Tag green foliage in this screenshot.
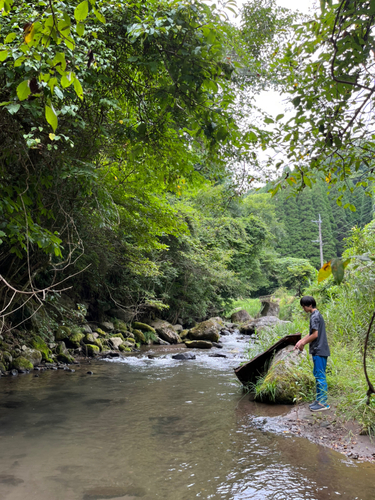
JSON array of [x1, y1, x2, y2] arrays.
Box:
[[272, 257, 316, 295], [226, 298, 261, 319], [260, 1, 375, 195]]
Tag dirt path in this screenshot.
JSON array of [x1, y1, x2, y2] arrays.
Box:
[[280, 403, 375, 462]]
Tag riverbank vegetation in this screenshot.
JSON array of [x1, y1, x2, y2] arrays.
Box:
[[248, 221, 375, 434]]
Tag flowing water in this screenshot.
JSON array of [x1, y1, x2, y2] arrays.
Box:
[[0, 331, 374, 500]]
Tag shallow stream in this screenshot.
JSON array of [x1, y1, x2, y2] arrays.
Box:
[[0, 331, 374, 499]]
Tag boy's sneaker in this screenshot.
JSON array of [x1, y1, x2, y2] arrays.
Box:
[[308, 400, 318, 408], [310, 402, 330, 412]]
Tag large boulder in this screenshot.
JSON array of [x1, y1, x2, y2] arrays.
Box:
[[255, 345, 312, 403], [99, 321, 114, 332], [185, 340, 212, 349], [188, 317, 223, 342], [149, 320, 181, 344], [55, 326, 71, 341], [66, 331, 85, 348], [12, 356, 33, 373], [260, 299, 280, 317], [109, 337, 123, 349], [22, 348, 42, 367], [240, 316, 289, 335], [132, 322, 156, 334], [230, 309, 252, 324], [31, 336, 53, 362]]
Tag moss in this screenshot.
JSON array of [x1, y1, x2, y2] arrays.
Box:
[[86, 344, 100, 356], [111, 333, 125, 341], [31, 336, 53, 363], [95, 328, 107, 337], [119, 344, 133, 352], [132, 322, 156, 334], [0, 361, 6, 372], [55, 326, 72, 341], [12, 356, 33, 372], [125, 337, 135, 344], [132, 329, 146, 343], [66, 331, 84, 348], [113, 320, 128, 332], [179, 330, 189, 340], [56, 353, 74, 364], [83, 334, 102, 350]]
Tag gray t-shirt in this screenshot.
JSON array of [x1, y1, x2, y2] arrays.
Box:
[[309, 309, 330, 357]]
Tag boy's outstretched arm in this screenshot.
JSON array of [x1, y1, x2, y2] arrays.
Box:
[[294, 330, 318, 351]]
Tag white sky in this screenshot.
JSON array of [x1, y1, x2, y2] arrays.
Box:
[[239, 0, 318, 116]]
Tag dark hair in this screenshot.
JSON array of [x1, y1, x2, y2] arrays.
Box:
[[300, 295, 316, 308]]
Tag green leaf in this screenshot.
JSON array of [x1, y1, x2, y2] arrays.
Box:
[[52, 52, 67, 70], [292, 96, 301, 107], [6, 103, 20, 114], [93, 7, 106, 23], [74, 1, 89, 22], [45, 104, 58, 132], [0, 50, 9, 62], [73, 78, 84, 100], [330, 258, 345, 284], [16, 80, 31, 101], [4, 32, 16, 43], [61, 72, 74, 88], [276, 114, 284, 121], [76, 22, 85, 36]]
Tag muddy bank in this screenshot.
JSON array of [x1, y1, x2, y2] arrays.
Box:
[[244, 400, 375, 463]]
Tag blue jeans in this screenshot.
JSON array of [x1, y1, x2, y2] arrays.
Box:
[[313, 355, 328, 404]]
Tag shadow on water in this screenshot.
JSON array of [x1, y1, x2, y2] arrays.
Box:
[[0, 332, 374, 500]]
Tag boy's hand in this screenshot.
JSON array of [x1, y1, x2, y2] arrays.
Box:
[[294, 340, 304, 351]]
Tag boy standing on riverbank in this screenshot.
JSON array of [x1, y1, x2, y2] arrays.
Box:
[[294, 295, 330, 412]]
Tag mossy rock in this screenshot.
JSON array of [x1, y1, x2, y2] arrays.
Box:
[[55, 326, 72, 341], [66, 331, 84, 348], [86, 344, 100, 356], [56, 342, 68, 355], [0, 361, 6, 372], [188, 318, 222, 342], [119, 344, 133, 352], [119, 345, 132, 352], [132, 329, 146, 344], [31, 336, 53, 363], [111, 333, 125, 342], [95, 328, 107, 337], [125, 337, 135, 344], [179, 330, 189, 340], [12, 356, 33, 373], [2, 351, 12, 368], [22, 349, 42, 367], [132, 322, 156, 334], [83, 334, 102, 349], [56, 353, 74, 364], [255, 345, 313, 403], [113, 320, 128, 332]]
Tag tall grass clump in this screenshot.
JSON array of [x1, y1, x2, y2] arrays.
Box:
[[227, 298, 262, 319]]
